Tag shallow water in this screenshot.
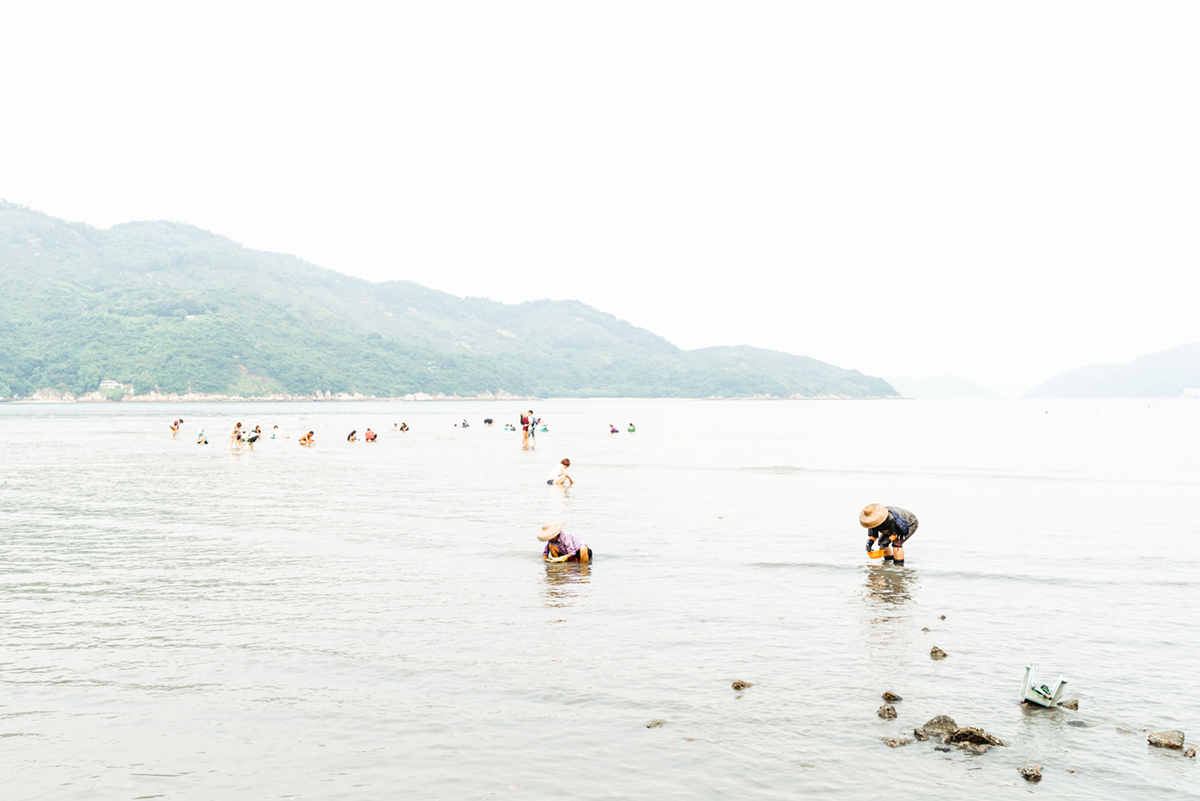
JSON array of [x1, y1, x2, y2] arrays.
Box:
[[1, 398, 1197, 799]]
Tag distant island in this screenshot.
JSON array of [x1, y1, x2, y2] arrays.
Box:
[[0, 201, 898, 401], [1024, 343, 1200, 398], [884, 375, 1003, 399]]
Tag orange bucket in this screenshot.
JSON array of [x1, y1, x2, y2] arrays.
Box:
[[868, 549, 886, 559]]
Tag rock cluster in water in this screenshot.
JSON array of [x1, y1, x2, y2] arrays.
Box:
[[878, 704, 897, 719], [1018, 765, 1042, 783], [930, 646, 948, 660], [1058, 698, 1080, 710], [910, 716, 1005, 754], [646, 719, 666, 729], [731, 680, 753, 691], [883, 736, 910, 748]]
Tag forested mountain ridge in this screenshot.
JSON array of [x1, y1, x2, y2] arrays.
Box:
[[1023, 343, 1200, 398], [0, 201, 898, 400]]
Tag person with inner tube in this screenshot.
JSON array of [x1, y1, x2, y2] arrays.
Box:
[[538, 521, 591, 563], [860, 504, 918, 566]]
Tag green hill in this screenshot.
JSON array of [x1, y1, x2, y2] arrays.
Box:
[[1023, 344, 1200, 398], [0, 201, 898, 400]]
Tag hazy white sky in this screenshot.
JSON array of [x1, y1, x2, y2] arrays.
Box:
[[3, 2, 1197, 396]]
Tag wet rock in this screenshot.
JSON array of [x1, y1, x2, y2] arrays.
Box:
[[731, 680, 754, 691], [914, 715, 958, 742], [883, 736, 910, 748], [882, 691, 903, 702], [1058, 698, 1079, 710], [1148, 730, 1185, 749], [1066, 720, 1090, 728], [933, 745, 951, 752], [945, 726, 1005, 748], [1184, 745, 1196, 758], [1117, 727, 1136, 734], [1018, 765, 1043, 783], [646, 719, 666, 729], [878, 704, 898, 719], [921, 627, 930, 632], [930, 646, 948, 660], [939, 615, 946, 620]]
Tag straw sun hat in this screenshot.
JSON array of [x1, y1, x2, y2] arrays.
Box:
[[859, 504, 888, 528], [537, 521, 564, 541]]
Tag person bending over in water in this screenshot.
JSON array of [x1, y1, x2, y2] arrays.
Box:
[[272, 425, 279, 439], [245, 425, 262, 451], [196, 429, 208, 445], [609, 424, 619, 433], [538, 521, 591, 562], [400, 422, 409, 432], [392, 423, 398, 431], [484, 418, 493, 427], [170, 418, 184, 438], [299, 431, 315, 447], [547, 458, 574, 485], [860, 504, 919, 566], [364, 428, 376, 442], [461, 419, 469, 428], [347, 430, 357, 443], [628, 423, 636, 433], [231, 422, 243, 450]]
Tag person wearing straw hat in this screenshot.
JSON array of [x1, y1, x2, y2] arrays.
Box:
[[860, 504, 918, 566], [538, 522, 592, 563]]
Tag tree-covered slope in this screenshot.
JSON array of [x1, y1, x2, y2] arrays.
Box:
[[0, 201, 898, 399]]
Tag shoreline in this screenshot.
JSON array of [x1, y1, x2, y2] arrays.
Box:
[[4, 388, 907, 403]]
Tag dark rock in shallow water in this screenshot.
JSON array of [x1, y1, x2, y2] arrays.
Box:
[[1066, 720, 1090, 728], [930, 646, 948, 660], [914, 715, 958, 742], [731, 680, 753, 691], [878, 704, 898, 719], [1184, 745, 1196, 758], [933, 745, 952, 753], [1018, 765, 1043, 782], [646, 719, 666, 729], [882, 691, 903, 702], [921, 627, 930, 632], [1058, 698, 1080, 710], [883, 736, 910, 748], [945, 727, 1005, 748], [1148, 730, 1184, 749], [939, 615, 946, 620]]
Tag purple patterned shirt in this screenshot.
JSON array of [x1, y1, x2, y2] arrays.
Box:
[[543, 529, 586, 558]]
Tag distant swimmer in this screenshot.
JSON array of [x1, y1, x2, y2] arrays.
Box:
[[861, 504, 919, 566], [272, 425, 279, 439], [170, 418, 184, 438], [347, 430, 357, 443], [504, 423, 515, 431], [400, 422, 409, 432], [364, 428, 376, 442], [392, 423, 398, 431], [547, 458, 573, 486], [610, 424, 619, 434], [196, 429, 208, 445], [484, 418, 494, 427], [299, 431, 315, 447], [461, 419, 470, 428], [245, 425, 262, 451], [538, 521, 591, 563], [628, 423, 636, 433]]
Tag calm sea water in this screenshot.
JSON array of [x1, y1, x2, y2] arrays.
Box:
[[2, 399, 1197, 800]]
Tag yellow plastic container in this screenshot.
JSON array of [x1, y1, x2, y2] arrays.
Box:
[[868, 549, 886, 559]]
